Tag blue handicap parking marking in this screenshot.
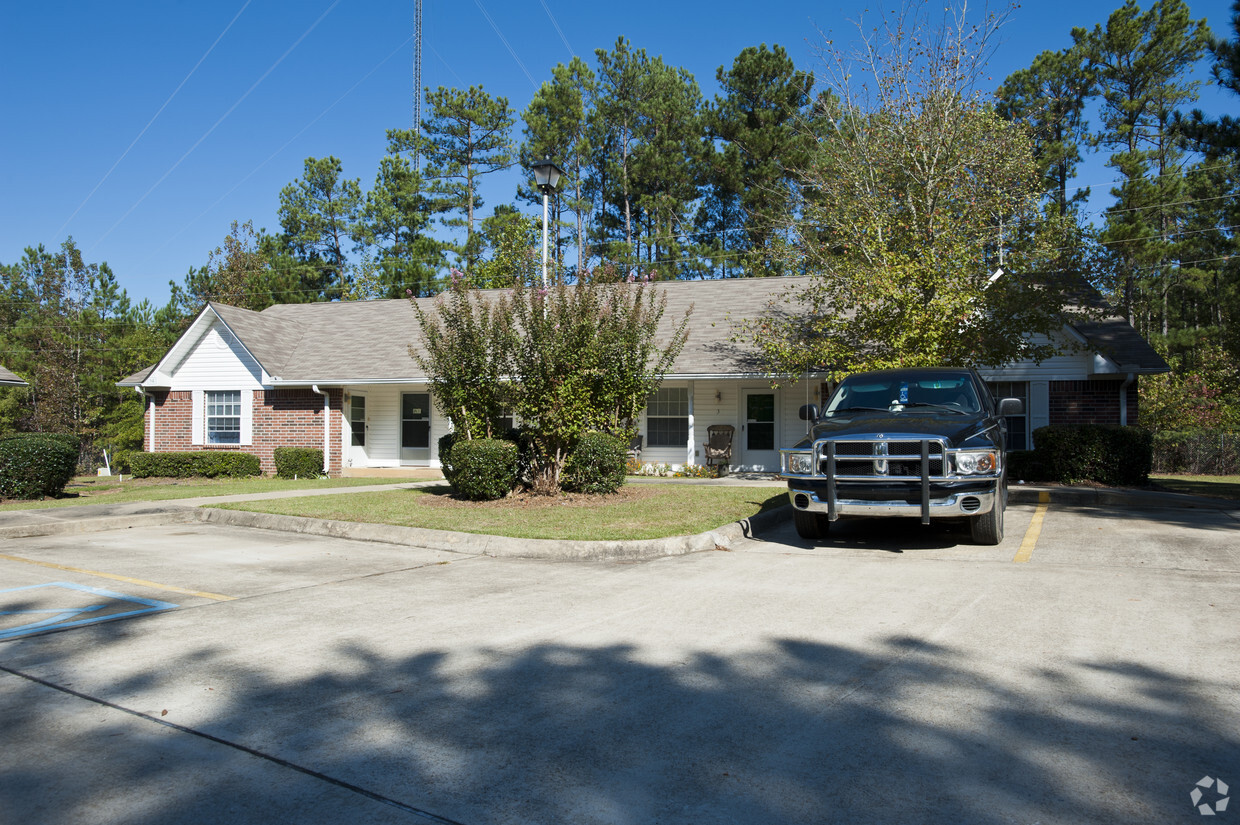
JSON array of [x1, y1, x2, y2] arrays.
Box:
[[0, 582, 178, 641]]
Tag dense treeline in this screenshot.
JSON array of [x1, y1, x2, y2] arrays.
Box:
[[2, 0, 1238, 465]]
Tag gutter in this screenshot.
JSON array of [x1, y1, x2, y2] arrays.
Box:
[[311, 385, 331, 475]]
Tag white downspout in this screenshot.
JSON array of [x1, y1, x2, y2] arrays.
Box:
[[687, 381, 696, 467], [1119, 373, 1135, 426], [311, 385, 331, 475]]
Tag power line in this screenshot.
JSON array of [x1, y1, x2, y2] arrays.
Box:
[[472, 0, 538, 89], [84, 0, 343, 256], [538, 0, 575, 59], [54, 0, 253, 242], [141, 34, 414, 267]]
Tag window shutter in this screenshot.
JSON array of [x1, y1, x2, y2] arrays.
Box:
[[240, 389, 253, 445], [191, 390, 204, 445]]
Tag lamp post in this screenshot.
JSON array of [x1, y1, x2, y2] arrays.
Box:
[[531, 158, 563, 290]]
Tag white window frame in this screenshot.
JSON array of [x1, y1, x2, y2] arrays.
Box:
[[192, 389, 252, 446], [206, 390, 242, 444], [646, 387, 690, 448]]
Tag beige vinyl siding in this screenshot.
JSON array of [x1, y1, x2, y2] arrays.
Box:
[[340, 384, 448, 467]]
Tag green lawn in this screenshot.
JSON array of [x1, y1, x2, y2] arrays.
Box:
[[219, 484, 789, 541], [0, 475, 416, 511], [1151, 474, 1240, 501]]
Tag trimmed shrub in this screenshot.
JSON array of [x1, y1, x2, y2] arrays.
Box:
[[563, 432, 628, 494], [1032, 425, 1153, 486], [448, 438, 518, 501], [438, 432, 461, 488], [110, 449, 135, 475], [0, 433, 80, 500], [1152, 430, 1240, 475], [1006, 449, 1051, 483], [129, 451, 262, 479], [274, 447, 324, 479]]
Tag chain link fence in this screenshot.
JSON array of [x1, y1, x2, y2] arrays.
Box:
[[1152, 431, 1240, 475]]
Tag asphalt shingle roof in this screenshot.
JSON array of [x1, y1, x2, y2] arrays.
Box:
[[119, 276, 1169, 386], [0, 364, 27, 386]]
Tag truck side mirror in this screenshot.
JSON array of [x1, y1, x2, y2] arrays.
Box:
[[997, 398, 1023, 417], [799, 403, 820, 422]]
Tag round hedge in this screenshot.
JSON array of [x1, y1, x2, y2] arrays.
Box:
[[274, 447, 324, 479], [0, 433, 80, 500], [563, 431, 628, 494], [448, 438, 518, 500]]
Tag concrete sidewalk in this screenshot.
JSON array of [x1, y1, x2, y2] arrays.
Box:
[[1, 477, 1235, 560]]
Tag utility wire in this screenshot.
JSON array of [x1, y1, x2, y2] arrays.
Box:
[[54, 0, 253, 242], [143, 33, 414, 266], [85, 0, 343, 255], [538, 0, 575, 59], [472, 0, 538, 89]]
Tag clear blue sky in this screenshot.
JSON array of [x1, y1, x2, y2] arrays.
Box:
[[1, 0, 1234, 306]]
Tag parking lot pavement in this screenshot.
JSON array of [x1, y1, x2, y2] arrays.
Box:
[[1, 502, 1238, 825]]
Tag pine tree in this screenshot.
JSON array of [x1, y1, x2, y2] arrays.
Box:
[[406, 85, 515, 273], [520, 57, 595, 276], [1074, 0, 1212, 332], [276, 156, 363, 301], [701, 44, 813, 277], [997, 45, 1095, 215]]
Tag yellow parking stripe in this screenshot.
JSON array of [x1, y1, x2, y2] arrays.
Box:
[[0, 553, 235, 601], [1013, 491, 1050, 564]]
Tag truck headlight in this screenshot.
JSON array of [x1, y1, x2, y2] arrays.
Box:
[[785, 452, 814, 475], [954, 451, 997, 475]]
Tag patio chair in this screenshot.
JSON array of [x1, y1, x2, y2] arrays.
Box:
[[628, 435, 643, 462], [703, 425, 735, 468]]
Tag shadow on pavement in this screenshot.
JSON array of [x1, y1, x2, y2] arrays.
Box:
[[3, 617, 1236, 825]]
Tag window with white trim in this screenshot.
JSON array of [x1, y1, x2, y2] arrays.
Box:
[[987, 381, 1029, 451], [206, 390, 242, 444], [646, 387, 689, 448]]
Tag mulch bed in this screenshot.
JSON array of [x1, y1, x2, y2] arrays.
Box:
[[416, 485, 657, 510]]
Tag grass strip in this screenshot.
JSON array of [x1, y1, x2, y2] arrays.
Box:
[[1151, 474, 1240, 501], [0, 475, 421, 511], [217, 484, 789, 542]]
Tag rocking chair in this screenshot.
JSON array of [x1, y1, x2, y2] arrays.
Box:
[[703, 425, 735, 468]]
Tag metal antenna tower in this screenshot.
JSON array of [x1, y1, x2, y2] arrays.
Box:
[[413, 0, 423, 165]]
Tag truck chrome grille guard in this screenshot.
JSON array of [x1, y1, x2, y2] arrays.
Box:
[[818, 438, 948, 479]]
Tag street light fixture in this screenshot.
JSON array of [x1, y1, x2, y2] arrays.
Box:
[[531, 158, 564, 289]]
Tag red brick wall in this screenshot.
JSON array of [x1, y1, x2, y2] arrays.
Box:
[[144, 388, 345, 476], [1049, 378, 1140, 426]]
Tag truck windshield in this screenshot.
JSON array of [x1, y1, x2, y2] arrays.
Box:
[[824, 374, 981, 415]]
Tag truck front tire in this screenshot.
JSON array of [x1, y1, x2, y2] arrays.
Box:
[[970, 498, 1004, 545], [794, 509, 830, 541]]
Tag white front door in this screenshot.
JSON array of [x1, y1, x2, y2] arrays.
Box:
[[740, 389, 778, 470], [347, 393, 368, 466]]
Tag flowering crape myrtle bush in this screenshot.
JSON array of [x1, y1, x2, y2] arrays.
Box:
[[412, 268, 689, 494]]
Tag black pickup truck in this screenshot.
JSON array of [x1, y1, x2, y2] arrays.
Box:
[[780, 367, 1023, 545]]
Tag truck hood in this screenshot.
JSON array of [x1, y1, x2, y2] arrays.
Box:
[[810, 412, 996, 447]]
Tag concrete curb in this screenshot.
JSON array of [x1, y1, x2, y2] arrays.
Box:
[[197, 504, 793, 562], [0, 506, 199, 540], [1009, 485, 1240, 510]]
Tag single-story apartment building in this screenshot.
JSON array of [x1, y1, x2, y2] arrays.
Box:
[[0, 365, 28, 387], [117, 276, 1168, 476]]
